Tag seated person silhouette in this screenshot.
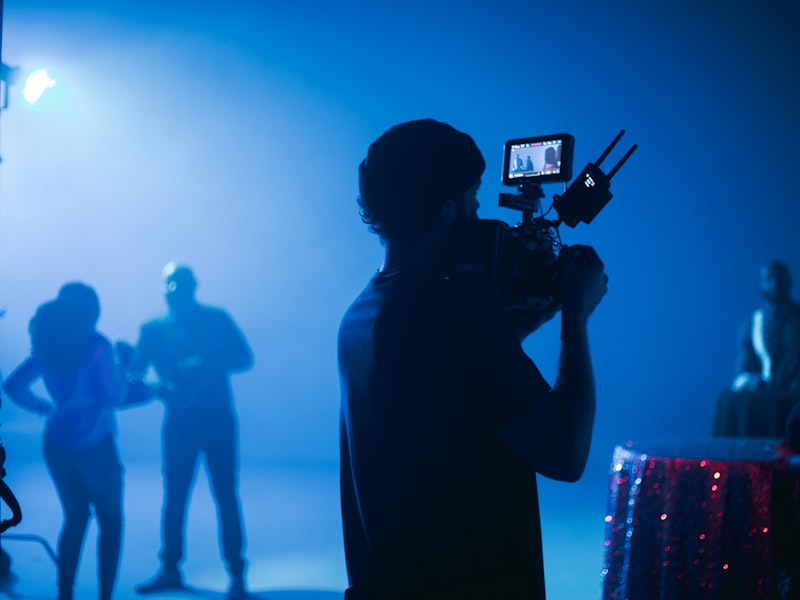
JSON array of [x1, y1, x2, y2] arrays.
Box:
[[714, 260, 800, 437]]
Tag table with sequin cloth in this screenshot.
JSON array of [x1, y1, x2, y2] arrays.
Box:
[[601, 437, 800, 599]]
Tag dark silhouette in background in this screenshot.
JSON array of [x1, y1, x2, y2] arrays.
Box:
[[714, 260, 800, 438], [0, 309, 24, 582], [338, 119, 608, 598], [0, 444, 23, 581], [3, 283, 127, 600], [130, 262, 253, 600]]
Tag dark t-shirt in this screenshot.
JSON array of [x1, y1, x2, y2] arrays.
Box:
[[338, 269, 551, 598]]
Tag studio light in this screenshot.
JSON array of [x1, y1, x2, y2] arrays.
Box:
[[22, 68, 55, 105], [0, 64, 57, 108], [1, 62, 22, 108]]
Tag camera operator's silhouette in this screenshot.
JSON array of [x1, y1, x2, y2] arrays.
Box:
[[3, 283, 127, 600], [714, 260, 800, 437], [338, 118, 608, 598]]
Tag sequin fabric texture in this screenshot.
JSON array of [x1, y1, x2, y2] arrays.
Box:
[[601, 437, 799, 599]]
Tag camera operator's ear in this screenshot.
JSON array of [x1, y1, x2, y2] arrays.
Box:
[[441, 195, 461, 227], [442, 191, 477, 226]]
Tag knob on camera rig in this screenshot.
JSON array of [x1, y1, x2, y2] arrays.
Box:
[[446, 130, 637, 314]]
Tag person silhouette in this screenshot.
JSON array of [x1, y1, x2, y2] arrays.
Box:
[[3, 283, 126, 600], [542, 146, 559, 171], [714, 260, 800, 437], [338, 119, 608, 598], [525, 155, 534, 172], [131, 263, 253, 600]]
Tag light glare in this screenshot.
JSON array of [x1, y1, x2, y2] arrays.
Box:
[[23, 69, 56, 104]]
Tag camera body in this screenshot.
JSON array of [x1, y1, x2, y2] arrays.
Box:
[[446, 212, 562, 313], [446, 131, 636, 314]]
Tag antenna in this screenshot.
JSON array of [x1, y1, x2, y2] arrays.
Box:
[[552, 130, 638, 227]]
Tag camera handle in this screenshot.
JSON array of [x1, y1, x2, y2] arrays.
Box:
[[498, 179, 557, 227]]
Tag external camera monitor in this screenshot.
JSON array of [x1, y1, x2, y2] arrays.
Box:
[[502, 133, 575, 186]]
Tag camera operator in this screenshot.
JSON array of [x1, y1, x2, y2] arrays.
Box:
[[338, 118, 608, 598]]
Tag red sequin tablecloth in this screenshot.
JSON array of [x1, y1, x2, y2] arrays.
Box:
[[601, 438, 800, 600]]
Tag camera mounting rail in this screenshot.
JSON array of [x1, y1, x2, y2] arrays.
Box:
[[498, 179, 557, 229], [499, 178, 545, 212], [552, 129, 638, 228]]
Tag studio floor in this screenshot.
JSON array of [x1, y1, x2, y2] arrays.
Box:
[[0, 446, 613, 600]]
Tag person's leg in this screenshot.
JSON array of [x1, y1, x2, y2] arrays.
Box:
[[137, 418, 199, 593], [82, 437, 123, 600], [204, 416, 246, 597], [44, 443, 91, 600], [161, 418, 200, 571]]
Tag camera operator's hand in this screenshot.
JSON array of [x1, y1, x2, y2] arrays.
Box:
[[556, 244, 608, 325]]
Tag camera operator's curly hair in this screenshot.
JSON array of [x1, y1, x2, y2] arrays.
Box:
[[358, 119, 485, 244]]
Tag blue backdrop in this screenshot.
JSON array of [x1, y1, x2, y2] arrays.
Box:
[[1, 0, 798, 469]]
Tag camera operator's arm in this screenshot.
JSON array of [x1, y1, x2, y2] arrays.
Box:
[[499, 245, 607, 482], [507, 301, 561, 342]]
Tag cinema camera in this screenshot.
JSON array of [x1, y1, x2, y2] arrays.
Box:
[[447, 130, 637, 314]]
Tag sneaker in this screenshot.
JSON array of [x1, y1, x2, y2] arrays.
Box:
[[227, 574, 246, 600], [135, 568, 183, 594]]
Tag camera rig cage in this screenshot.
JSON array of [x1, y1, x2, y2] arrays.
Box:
[[446, 130, 637, 314]]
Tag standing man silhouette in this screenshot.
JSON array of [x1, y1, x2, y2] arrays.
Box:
[[338, 119, 608, 598], [133, 263, 253, 600]]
